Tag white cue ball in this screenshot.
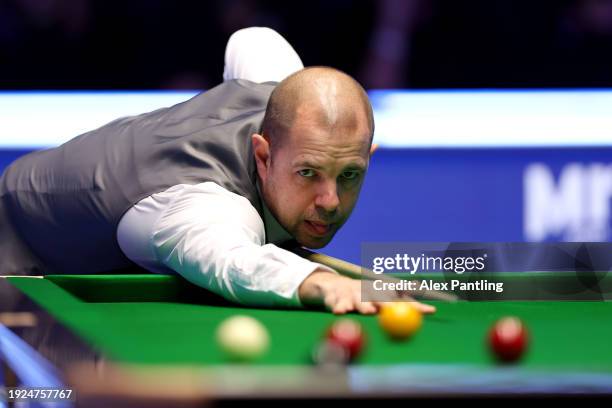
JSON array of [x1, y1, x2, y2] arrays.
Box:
[[216, 315, 270, 361]]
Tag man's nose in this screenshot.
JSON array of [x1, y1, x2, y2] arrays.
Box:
[[314, 180, 340, 213]]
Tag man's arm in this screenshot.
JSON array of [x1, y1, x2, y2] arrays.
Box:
[[118, 182, 356, 308], [118, 182, 436, 314], [149, 183, 333, 307]]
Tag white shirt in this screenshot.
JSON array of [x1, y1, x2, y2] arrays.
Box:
[[116, 182, 335, 308], [116, 27, 333, 308]]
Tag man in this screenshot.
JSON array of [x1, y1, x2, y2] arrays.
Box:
[[0, 27, 434, 315]]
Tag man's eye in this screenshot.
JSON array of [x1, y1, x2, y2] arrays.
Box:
[[298, 169, 315, 177], [341, 171, 360, 180]]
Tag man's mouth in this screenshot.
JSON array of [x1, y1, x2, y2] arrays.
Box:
[[304, 220, 333, 236]]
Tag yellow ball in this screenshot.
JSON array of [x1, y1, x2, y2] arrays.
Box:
[[378, 302, 423, 340]]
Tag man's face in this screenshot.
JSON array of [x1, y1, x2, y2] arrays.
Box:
[[257, 107, 371, 248]]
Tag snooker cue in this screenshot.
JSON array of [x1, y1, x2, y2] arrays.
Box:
[[291, 247, 458, 302]]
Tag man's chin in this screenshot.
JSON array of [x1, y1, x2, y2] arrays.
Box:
[[296, 233, 334, 249], [301, 240, 328, 249]]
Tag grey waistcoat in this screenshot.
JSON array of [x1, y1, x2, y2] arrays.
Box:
[[0, 79, 276, 275]]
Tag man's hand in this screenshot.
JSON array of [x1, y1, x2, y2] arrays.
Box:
[[298, 269, 436, 315]]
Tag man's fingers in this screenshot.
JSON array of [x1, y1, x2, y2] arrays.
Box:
[[331, 297, 353, 315], [390, 293, 438, 315], [318, 277, 435, 316], [323, 293, 337, 309], [411, 301, 436, 314], [355, 301, 378, 315], [353, 287, 378, 315], [373, 300, 436, 315]]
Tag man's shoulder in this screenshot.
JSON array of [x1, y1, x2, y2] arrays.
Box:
[[177, 80, 277, 119], [194, 79, 277, 101], [217, 79, 278, 90]]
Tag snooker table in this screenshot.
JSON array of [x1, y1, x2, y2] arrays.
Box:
[[1, 272, 612, 406]]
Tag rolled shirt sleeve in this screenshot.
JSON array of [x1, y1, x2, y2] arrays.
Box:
[[118, 182, 334, 308]]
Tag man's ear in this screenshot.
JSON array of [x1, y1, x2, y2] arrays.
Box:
[[370, 143, 378, 156], [252, 133, 271, 181]]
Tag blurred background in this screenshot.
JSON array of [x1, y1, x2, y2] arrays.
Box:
[[1, 0, 612, 264], [2, 0, 612, 90]]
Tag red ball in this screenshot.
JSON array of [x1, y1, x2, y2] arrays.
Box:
[[326, 318, 365, 362], [488, 317, 528, 363]]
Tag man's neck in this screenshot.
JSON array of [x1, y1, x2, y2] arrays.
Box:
[[256, 178, 293, 245]]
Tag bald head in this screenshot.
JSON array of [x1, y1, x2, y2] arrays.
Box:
[[262, 67, 374, 153]]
